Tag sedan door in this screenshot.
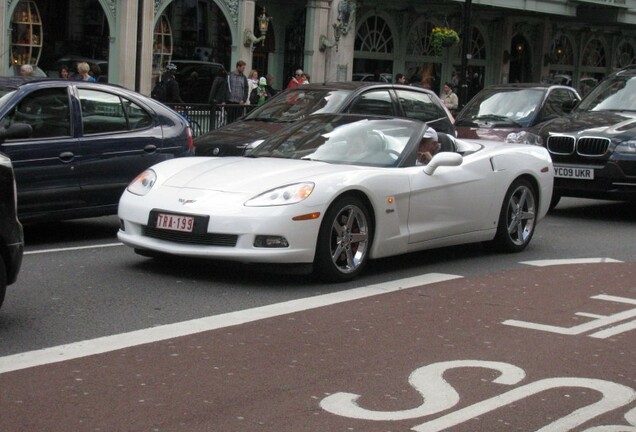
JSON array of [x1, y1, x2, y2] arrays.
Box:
[[76, 87, 164, 208], [407, 157, 496, 244], [0, 85, 80, 218]]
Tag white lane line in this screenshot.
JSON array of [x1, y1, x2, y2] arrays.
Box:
[[24, 243, 123, 255], [520, 258, 623, 267], [0, 272, 462, 375]]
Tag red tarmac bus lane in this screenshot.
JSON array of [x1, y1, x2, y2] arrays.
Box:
[[1, 262, 636, 432]]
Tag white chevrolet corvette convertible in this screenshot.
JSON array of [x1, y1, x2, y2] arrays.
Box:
[[118, 114, 553, 282]]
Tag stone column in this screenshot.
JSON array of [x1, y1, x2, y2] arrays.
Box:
[[138, 0, 155, 96], [115, 0, 138, 90], [305, 0, 332, 82], [1, 2, 8, 76], [237, 0, 257, 71]]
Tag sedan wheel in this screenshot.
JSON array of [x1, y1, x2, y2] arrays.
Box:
[[314, 196, 372, 282], [491, 179, 537, 252]]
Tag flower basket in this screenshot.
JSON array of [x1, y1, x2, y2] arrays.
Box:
[[431, 26, 460, 55]]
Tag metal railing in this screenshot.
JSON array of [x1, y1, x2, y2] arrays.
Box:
[[166, 103, 258, 137]]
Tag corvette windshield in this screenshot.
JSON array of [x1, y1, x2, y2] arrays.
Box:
[[251, 117, 418, 167], [244, 89, 350, 122], [577, 75, 636, 112]]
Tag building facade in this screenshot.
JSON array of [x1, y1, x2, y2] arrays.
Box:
[[2, 0, 636, 100]]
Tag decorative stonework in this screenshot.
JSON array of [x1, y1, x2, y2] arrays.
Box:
[[219, 0, 239, 25]]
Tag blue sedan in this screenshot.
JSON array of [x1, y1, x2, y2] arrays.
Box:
[[0, 77, 193, 222]]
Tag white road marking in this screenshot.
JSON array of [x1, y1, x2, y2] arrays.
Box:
[[0, 273, 461, 374], [24, 243, 124, 255], [520, 258, 623, 266]]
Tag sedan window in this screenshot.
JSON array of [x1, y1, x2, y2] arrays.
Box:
[[347, 90, 395, 116], [395, 90, 447, 123], [3, 87, 71, 139], [79, 89, 152, 134]]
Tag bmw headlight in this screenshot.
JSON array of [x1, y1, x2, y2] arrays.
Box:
[[505, 131, 543, 146], [615, 140, 636, 154], [245, 182, 315, 207], [127, 169, 157, 196]]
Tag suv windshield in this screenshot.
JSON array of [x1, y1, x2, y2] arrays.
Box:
[[576, 74, 636, 112], [244, 89, 350, 122], [456, 88, 545, 127]]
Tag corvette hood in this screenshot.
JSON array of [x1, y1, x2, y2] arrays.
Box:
[[162, 157, 352, 194], [536, 110, 636, 139]]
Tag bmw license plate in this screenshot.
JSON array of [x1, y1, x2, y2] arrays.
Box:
[[554, 166, 594, 180], [156, 213, 195, 232]]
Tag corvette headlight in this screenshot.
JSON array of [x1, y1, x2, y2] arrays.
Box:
[[245, 182, 315, 207], [505, 131, 543, 146], [127, 169, 156, 196], [615, 140, 636, 154]]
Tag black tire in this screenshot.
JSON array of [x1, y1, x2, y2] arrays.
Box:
[[314, 196, 373, 282], [490, 179, 537, 253], [0, 258, 7, 310], [549, 191, 561, 211]]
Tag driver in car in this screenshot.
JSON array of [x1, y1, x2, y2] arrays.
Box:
[[416, 127, 440, 165]]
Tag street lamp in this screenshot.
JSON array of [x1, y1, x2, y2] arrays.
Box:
[[244, 8, 271, 50]]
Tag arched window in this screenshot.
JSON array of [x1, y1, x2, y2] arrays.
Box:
[[355, 15, 394, 53], [470, 27, 486, 60], [406, 20, 436, 57], [582, 38, 607, 68], [616, 40, 636, 68]]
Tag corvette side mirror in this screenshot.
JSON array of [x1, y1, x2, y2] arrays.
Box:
[[423, 152, 463, 175]]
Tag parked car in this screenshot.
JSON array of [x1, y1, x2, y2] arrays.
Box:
[[529, 65, 636, 208], [0, 124, 25, 309], [0, 77, 193, 222], [170, 60, 225, 103], [48, 55, 109, 81], [455, 83, 580, 141], [119, 114, 553, 282], [352, 73, 392, 83], [195, 81, 456, 156]]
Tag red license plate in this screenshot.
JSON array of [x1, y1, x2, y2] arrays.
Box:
[[156, 213, 195, 232]]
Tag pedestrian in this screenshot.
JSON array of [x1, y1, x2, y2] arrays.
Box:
[[227, 60, 248, 104], [247, 69, 259, 95], [441, 82, 459, 113], [76, 62, 96, 82], [151, 63, 183, 103], [287, 69, 305, 89], [208, 67, 229, 105], [19, 64, 34, 77], [265, 74, 279, 96], [250, 77, 272, 105], [58, 65, 70, 79], [395, 73, 407, 85]]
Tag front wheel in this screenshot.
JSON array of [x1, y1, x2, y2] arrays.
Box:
[[490, 179, 537, 252], [314, 196, 373, 282]]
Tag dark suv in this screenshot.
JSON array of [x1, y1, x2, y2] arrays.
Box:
[[0, 124, 25, 309], [455, 83, 580, 141], [530, 66, 636, 208], [195, 81, 455, 156]]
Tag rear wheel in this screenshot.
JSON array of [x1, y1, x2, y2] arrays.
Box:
[[314, 196, 372, 282], [491, 179, 537, 252]]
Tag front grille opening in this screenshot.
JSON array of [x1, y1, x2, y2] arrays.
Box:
[[142, 226, 238, 246]]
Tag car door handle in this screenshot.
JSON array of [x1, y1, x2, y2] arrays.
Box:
[[144, 144, 158, 153], [59, 152, 75, 163]]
